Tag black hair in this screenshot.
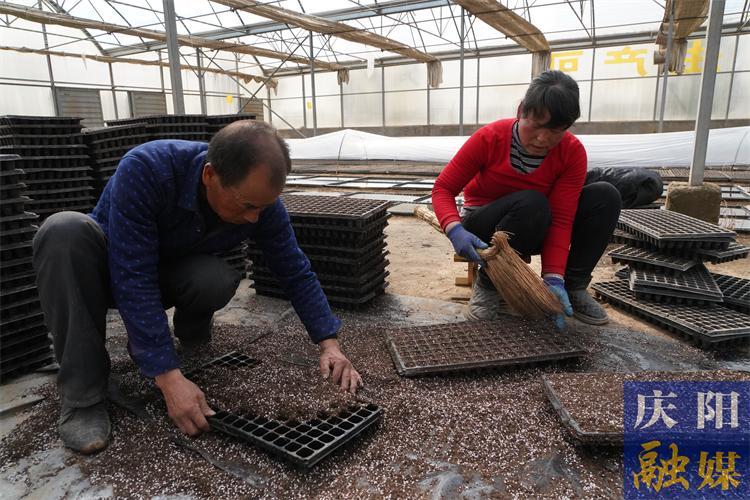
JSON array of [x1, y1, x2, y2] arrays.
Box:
[[520, 70, 580, 129], [207, 120, 291, 189]]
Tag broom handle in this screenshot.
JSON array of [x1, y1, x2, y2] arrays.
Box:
[[413, 205, 444, 234]]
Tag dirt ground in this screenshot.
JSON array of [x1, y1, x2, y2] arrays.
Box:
[[384, 214, 750, 337]]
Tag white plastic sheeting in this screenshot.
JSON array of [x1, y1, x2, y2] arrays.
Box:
[[287, 126, 750, 168]]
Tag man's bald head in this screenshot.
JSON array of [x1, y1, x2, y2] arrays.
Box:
[[206, 120, 291, 189]]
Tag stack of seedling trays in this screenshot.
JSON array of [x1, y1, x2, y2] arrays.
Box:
[[215, 242, 248, 278], [595, 208, 750, 346], [1, 116, 94, 221], [84, 124, 148, 194], [205, 114, 257, 141], [387, 318, 586, 376], [106, 114, 207, 142], [188, 352, 383, 469], [0, 154, 54, 381], [247, 194, 391, 309]]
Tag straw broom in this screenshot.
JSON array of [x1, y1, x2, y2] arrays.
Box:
[[414, 206, 562, 319]]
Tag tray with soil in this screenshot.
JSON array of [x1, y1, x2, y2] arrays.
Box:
[[194, 350, 382, 468], [543, 371, 750, 446], [387, 317, 586, 376], [209, 403, 382, 469]]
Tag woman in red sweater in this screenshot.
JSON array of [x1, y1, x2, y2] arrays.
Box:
[[432, 70, 621, 328]]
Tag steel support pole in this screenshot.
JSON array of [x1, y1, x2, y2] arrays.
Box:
[[309, 33, 317, 136], [689, 0, 725, 187], [657, 3, 674, 133], [724, 35, 740, 124], [162, 0, 185, 114], [476, 55, 481, 125], [301, 71, 307, 130], [158, 50, 167, 101], [339, 81, 345, 129], [40, 22, 59, 116], [459, 7, 465, 135], [196, 49, 207, 115], [381, 66, 386, 134], [235, 54, 241, 112], [108, 62, 119, 119]]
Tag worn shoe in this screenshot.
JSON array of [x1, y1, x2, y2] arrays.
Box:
[[465, 273, 506, 321], [568, 289, 609, 325], [58, 401, 111, 454]]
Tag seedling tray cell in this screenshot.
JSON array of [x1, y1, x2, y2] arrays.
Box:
[[209, 403, 382, 469], [628, 265, 723, 302], [541, 375, 621, 446], [592, 280, 750, 344], [711, 273, 750, 314], [608, 244, 698, 272], [386, 318, 585, 377], [617, 209, 736, 249]]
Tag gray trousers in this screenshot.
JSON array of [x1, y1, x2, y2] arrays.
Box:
[[32, 211, 242, 408]]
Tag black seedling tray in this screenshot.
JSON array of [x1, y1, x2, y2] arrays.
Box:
[[0, 297, 42, 322], [8, 156, 90, 170], [23, 177, 94, 189], [386, 318, 586, 377], [0, 196, 30, 216], [0, 260, 34, 281], [0, 226, 36, 246], [31, 204, 94, 218], [252, 259, 389, 286], [0, 124, 82, 136], [282, 194, 390, 228], [1, 311, 46, 337], [204, 114, 256, 125], [209, 403, 382, 469], [252, 282, 388, 309], [0, 134, 84, 146], [0, 144, 88, 157], [1, 115, 81, 126], [0, 167, 24, 180], [617, 209, 735, 250], [721, 186, 750, 200], [0, 325, 50, 355], [628, 265, 723, 302], [291, 221, 389, 246], [712, 273, 750, 314], [698, 242, 750, 264], [542, 375, 622, 446], [609, 244, 698, 272], [26, 186, 94, 198], [0, 345, 54, 381], [22, 167, 94, 180], [592, 281, 750, 345], [0, 182, 26, 199], [252, 270, 388, 296], [0, 211, 38, 231], [183, 351, 259, 380], [248, 241, 387, 268]]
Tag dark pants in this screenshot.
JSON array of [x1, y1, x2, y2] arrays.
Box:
[[462, 182, 621, 291], [32, 211, 242, 408]]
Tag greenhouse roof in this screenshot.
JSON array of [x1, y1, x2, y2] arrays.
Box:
[[1, 0, 748, 75]]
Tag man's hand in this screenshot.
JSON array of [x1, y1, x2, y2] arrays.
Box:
[[155, 369, 215, 436], [543, 275, 573, 330], [318, 339, 362, 394]]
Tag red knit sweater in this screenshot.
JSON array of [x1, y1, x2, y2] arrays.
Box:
[[432, 118, 587, 276]]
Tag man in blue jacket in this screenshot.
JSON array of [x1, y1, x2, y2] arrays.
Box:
[[33, 120, 361, 454]]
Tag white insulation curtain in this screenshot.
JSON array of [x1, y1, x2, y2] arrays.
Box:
[[287, 127, 750, 169]]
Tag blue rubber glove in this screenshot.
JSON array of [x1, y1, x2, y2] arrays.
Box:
[[543, 275, 574, 330], [446, 224, 488, 263]]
